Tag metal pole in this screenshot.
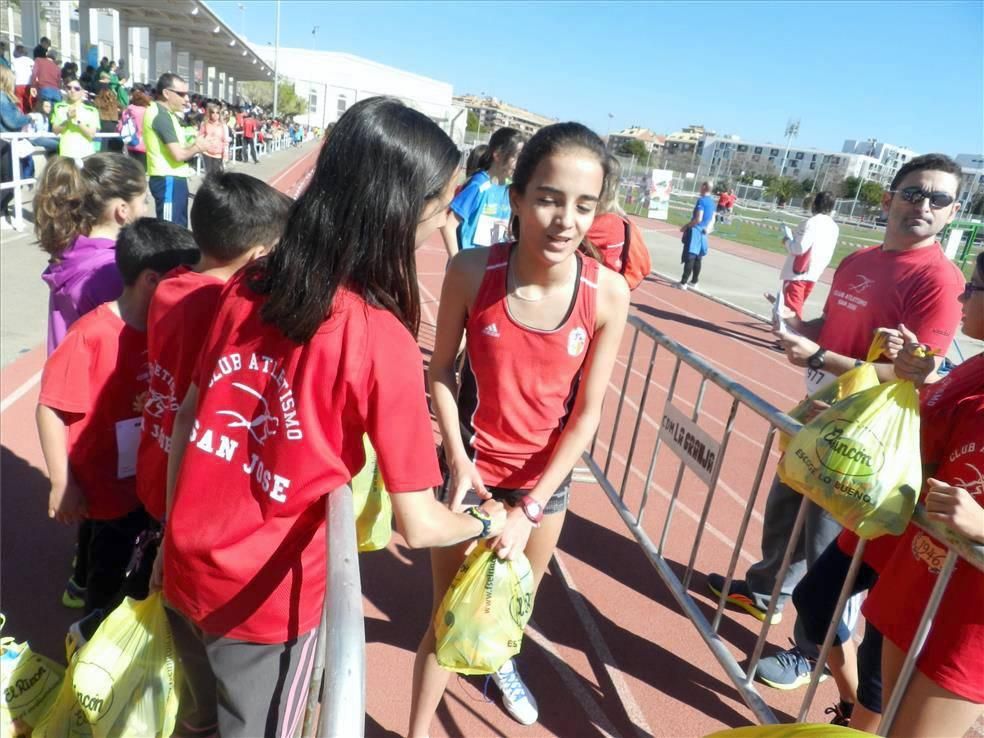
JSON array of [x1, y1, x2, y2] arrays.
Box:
[[849, 168, 865, 220], [272, 0, 280, 118], [321, 82, 327, 131]]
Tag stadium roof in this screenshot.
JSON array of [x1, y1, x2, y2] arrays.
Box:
[[94, 0, 274, 80]]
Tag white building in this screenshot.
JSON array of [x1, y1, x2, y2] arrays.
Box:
[[252, 46, 466, 144], [955, 153, 984, 209], [453, 94, 554, 138], [841, 139, 918, 186]]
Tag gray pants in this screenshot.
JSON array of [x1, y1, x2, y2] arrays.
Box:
[[745, 477, 860, 658], [166, 606, 318, 738]]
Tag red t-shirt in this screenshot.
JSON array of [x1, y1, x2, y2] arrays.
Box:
[[242, 117, 257, 138], [586, 213, 628, 273], [837, 354, 984, 570], [458, 243, 598, 489], [817, 243, 963, 360], [137, 267, 225, 521], [38, 304, 148, 520], [862, 375, 984, 702], [163, 273, 442, 642]]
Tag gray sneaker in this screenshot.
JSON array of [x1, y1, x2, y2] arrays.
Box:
[[754, 641, 830, 690]]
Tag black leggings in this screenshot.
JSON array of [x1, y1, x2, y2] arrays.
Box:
[[681, 255, 702, 284]]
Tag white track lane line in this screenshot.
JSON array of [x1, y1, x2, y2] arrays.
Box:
[[0, 370, 42, 414], [525, 619, 623, 738], [551, 552, 654, 738]]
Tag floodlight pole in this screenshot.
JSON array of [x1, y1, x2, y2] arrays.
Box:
[[272, 0, 281, 118]]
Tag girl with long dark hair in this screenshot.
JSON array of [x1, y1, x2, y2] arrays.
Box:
[[157, 97, 506, 738], [410, 122, 630, 734]]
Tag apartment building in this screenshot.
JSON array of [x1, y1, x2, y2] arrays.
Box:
[[608, 127, 666, 153], [664, 124, 713, 155], [955, 153, 984, 208], [842, 139, 918, 187], [453, 94, 555, 138]]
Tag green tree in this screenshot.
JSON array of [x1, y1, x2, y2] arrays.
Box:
[[618, 139, 649, 160], [765, 177, 803, 207], [239, 81, 308, 117], [841, 176, 863, 199], [859, 181, 885, 209], [968, 192, 984, 216], [800, 178, 815, 193], [466, 111, 480, 132]]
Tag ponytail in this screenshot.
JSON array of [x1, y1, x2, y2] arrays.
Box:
[[477, 127, 524, 173], [34, 152, 147, 258]]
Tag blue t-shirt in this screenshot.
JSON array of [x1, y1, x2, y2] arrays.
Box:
[[693, 195, 717, 229], [451, 171, 512, 250]]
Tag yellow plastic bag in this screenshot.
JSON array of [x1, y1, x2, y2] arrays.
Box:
[[30, 651, 92, 738], [352, 435, 392, 552], [705, 724, 872, 737], [778, 378, 921, 539], [35, 593, 180, 738], [779, 335, 885, 452], [434, 544, 535, 675], [0, 627, 65, 737]]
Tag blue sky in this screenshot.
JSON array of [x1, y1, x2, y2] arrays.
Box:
[[210, 1, 983, 156]]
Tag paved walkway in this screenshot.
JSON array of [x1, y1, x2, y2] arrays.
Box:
[[631, 216, 982, 364]]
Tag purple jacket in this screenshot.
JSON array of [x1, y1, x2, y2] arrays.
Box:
[[42, 235, 124, 354]]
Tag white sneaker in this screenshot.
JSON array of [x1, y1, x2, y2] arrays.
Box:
[[492, 658, 538, 726], [673, 282, 688, 291]]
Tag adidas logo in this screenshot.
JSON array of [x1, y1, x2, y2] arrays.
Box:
[[482, 323, 500, 338]]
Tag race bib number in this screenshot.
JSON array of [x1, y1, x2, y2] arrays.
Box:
[[805, 367, 835, 395], [115, 417, 142, 479], [474, 214, 509, 247]]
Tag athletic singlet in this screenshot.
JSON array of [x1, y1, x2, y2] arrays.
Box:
[[458, 242, 599, 489]]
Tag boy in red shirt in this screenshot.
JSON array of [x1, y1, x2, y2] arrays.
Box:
[[137, 172, 292, 523], [37, 218, 198, 614]]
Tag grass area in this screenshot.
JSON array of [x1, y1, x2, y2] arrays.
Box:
[[622, 198, 860, 269]]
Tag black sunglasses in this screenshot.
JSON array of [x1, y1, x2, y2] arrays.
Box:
[[166, 88, 189, 98], [964, 282, 984, 299], [890, 186, 956, 210]]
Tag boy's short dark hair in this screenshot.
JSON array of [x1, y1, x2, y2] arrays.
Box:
[[116, 218, 199, 285], [812, 191, 835, 215], [890, 153, 962, 191], [191, 172, 293, 261]]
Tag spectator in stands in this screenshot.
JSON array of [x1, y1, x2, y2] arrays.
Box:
[[0, 41, 9, 69], [36, 218, 198, 616], [241, 112, 258, 163], [30, 46, 62, 104], [677, 180, 716, 289], [50, 76, 99, 159], [777, 191, 839, 319], [411, 122, 630, 733], [32, 36, 51, 62], [156, 96, 505, 738], [12, 45, 33, 112], [707, 153, 965, 691], [93, 87, 123, 153], [60, 61, 77, 85], [199, 102, 228, 175], [28, 98, 59, 157], [440, 126, 524, 257], [0, 66, 32, 229], [143, 73, 206, 227], [79, 64, 97, 94], [120, 87, 151, 168]]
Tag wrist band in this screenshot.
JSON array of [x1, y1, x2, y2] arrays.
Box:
[[465, 505, 491, 540]]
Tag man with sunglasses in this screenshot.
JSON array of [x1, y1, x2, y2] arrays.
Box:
[[707, 153, 965, 696], [50, 77, 99, 159], [143, 73, 207, 226]]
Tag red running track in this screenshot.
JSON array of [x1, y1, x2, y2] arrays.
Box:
[[0, 155, 843, 737]]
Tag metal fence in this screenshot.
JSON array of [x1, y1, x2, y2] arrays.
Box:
[[301, 486, 367, 738], [1, 128, 309, 231], [585, 314, 984, 734]]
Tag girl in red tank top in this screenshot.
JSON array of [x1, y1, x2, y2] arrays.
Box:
[[410, 123, 630, 735]]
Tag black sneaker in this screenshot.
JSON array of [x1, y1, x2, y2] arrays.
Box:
[[825, 700, 854, 726], [706, 572, 782, 624]]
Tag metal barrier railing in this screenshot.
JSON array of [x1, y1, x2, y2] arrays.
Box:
[[585, 314, 984, 734], [301, 486, 367, 738]]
